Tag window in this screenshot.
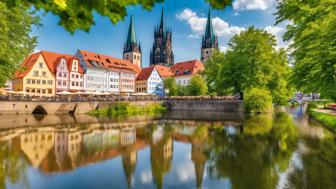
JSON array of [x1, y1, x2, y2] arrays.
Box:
[[42, 89, 46, 94], [58, 81, 61, 86], [48, 89, 52, 94], [42, 80, 46, 85], [42, 72, 47, 76], [63, 81, 66, 86], [63, 73, 67, 77], [26, 79, 31, 84], [39, 63, 43, 68], [58, 73, 62, 77], [48, 80, 53, 85], [33, 71, 38, 76], [37, 89, 40, 93], [32, 80, 36, 84], [37, 80, 41, 84], [76, 75, 79, 78]]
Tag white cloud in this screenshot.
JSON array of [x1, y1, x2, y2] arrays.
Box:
[[140, 170, 152, 184], [220, 46, 230, 52], [264, 25, 291, 49], [176, 9, 245, 38], [233, 0, 276, 11]]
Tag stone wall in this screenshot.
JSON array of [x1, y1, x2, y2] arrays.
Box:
[[0, 100, 242, 115]]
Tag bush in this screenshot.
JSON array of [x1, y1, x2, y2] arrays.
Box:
[[187, 75, 208, 96], [244, 87, 273, 113]]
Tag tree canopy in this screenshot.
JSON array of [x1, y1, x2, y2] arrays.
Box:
[[276, 0, 336, 100], [204, 27, 292, 105], [187, 75, 208, 96], [2, 0, 232, 33], [0, 2, 39, 86]]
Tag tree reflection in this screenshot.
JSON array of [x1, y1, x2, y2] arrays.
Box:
[[284, 133, 336, 189], [207, 112, 299, 189], [0, 140, 29, 189]]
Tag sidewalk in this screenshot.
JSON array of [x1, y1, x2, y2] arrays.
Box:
[[313, 108, 336, 116]]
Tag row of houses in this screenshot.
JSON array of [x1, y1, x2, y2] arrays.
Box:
[[12, 50, 204, 96]]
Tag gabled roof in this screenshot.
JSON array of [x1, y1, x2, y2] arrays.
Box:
[[136, 67, 155, 81], [136, 65, 174, 81], [153, 65, 173, 77], [170, 60, 204, 77], [67, 57, 84, 74], [14, 51, 73, 79], [78, 50, 141, 74]]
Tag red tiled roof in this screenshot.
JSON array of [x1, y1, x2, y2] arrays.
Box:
[[136, 66, 155, 81], [154, 65, 173, 77], [78, 50, 141, 74], [170, 59, 204, 77], [67, 57, 84, 74], [14, 51, 74, 79]]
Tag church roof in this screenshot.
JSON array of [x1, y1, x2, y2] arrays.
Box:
[[204, 8, 216, 45], [126, 15, 137, 45]]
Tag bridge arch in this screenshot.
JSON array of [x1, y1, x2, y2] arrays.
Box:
[[32, 105, 48, 115]]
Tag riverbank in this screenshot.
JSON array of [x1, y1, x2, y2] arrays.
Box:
[[309, 109, 336, 130], [88, 102, 167, 117]]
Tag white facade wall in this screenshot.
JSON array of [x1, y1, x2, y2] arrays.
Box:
[[108, 71, 120, 93], [69, 59, 84, 91], [175, 75, 192, 86], [147, 68, 163, 94], [84, 68, 109, 92]]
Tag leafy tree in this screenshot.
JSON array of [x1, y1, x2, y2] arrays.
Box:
[[276, 0, 336, 100], [244, 87, 273, 113], [2, 0, 232, 33], [163, 77, 178, 96], [0, 2, 39, 86], [187, 75, 208, 96], [204, 27, 291, 104]]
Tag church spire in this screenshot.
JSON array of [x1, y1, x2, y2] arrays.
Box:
[[204, 8, 215, 44], [126, 15, 137, 45]]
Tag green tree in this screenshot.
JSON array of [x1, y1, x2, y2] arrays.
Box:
[[276, 0, 336, 100], [187, 75, 208, 96], [163, 77, 178, 96], [204, 27, 291, 104], [244, 87, 273, 113], [0, 2, 39, 86], [2, 0, 232, 33]]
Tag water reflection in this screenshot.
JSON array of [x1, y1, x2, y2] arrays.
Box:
[[0, 108, 335, 189]]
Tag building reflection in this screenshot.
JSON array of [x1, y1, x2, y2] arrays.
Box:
[[122, 150, 137, 189]]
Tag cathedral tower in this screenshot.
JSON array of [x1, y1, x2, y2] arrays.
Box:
[[150, 8, 174, 66], [123, 15, 142, 68], [201, 9, 218, 62]]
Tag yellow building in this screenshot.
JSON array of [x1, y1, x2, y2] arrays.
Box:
[[13, 51, 72, 96]]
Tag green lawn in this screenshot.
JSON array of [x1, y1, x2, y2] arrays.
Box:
[[310, 110, 336, 130]]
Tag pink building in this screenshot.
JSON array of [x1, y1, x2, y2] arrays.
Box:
[[55, 56, 84, 93]]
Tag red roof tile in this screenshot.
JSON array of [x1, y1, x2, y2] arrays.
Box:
[[14, 51, 74, 79], [170, 60, 204, 77], [78, 50, 141, 74], [136, 67, 155, 81]]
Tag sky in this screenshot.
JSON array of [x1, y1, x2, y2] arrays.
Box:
[[31, 0, 289, 67]]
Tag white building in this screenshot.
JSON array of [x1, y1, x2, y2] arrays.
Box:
[[170, 60, 204, 86], [75, 50, 140, 93], [135, 66, 163, 94]]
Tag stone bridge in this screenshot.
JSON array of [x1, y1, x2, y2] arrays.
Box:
[[0, 99, 243, 115]]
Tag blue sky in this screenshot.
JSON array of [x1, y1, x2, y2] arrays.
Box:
[[31, 0, 287, 67]]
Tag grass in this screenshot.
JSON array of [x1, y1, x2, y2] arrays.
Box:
[[310, 111, 336, 130], [88, 102, 167, 117]]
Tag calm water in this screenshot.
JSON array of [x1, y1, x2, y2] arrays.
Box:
[[0, 106, 335, 189]]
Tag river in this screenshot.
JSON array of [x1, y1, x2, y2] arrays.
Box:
[[0, 106, 335, 189]]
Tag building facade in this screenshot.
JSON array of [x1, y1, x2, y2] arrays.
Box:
[[171, 60, 204, 86], [13, 52, 56, 96], [136, 66, 163, 94], [201, 9, 218, 62], [150, 8, 174, 67], [68, 57, 84, 91], [123, 16, 142, 68], [76, 50, 140, 93], [55, 57, 70, 92]]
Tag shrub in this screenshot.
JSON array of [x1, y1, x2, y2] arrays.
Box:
[[244, 87, 273, 113], [187, 75, 208, 96]]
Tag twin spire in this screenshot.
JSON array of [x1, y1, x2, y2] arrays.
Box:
[[124, 15, 141, 53], [202, 8, 218, 49]]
